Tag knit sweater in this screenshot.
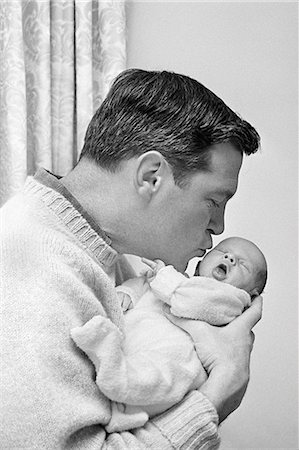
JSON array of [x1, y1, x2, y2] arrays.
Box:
[[0, 169, 220, 449]]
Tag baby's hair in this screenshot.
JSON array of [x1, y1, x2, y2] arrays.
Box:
[[255, 266, 268, 296], [248, 240, 267, 297]]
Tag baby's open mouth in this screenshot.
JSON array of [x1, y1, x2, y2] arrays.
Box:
[[212, 263, 228, 281]]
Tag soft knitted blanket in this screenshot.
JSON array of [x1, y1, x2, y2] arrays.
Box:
[[150, 264, 251, 324], [0, 171, 220, 449], [71, 262, 251, 432]]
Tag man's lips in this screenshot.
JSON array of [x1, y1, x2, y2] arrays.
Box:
[[198, 242, 213, 257]]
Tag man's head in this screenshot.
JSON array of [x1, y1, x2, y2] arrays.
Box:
[[70, 69, 260, 271], [198, 237, 268, 297], [80, 69, 260, 186]]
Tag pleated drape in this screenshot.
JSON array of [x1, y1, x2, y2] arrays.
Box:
[[0, 0, 126, 206]]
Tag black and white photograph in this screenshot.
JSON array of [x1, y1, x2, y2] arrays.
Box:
[[0, 1, 298, 449]]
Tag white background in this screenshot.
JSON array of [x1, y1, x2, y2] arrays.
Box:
[[126, 1, 298, 448]]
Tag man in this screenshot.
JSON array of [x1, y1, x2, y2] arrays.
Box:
[[0, 69, 263, 449]]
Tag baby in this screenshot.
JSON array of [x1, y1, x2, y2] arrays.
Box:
[[71, 237, 267, 432], [196, 236, 267, 297]]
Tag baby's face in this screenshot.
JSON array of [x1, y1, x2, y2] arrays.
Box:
[[199, 237, 265, 295]]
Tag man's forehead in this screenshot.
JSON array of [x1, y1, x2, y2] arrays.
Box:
[[209, 143, 243, 171], [208, 144, 242, 185]]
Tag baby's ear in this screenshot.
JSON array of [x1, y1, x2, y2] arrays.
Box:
[[250, 288, 260, 299]]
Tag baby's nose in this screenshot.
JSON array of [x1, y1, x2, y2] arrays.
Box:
[[224, 253, 236, 265]]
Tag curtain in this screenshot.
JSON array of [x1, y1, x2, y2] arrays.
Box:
[[0, 0, 126, 207]]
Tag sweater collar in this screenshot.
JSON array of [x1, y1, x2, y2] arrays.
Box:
[[24, 168, 119, 268], [34, 168, 109, 242]]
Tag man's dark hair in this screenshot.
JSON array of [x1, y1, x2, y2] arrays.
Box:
[[80, 69, 260, 185]]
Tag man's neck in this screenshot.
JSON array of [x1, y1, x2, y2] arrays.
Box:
[[60, 158, 139, 255]]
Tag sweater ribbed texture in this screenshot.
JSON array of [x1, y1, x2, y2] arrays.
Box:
[[0, 172, 220, 449], [24, 177, 118, 268], [152, 392, 220, 449]]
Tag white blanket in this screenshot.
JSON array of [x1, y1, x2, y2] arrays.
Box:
[[71, 265, 251, 432]]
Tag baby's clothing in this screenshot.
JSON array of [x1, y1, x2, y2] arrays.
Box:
[[71, 262, 251, 433]]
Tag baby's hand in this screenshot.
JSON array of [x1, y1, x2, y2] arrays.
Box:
[[141, 258, 165, 281]]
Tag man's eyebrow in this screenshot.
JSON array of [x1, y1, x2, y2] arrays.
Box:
[[213, 189, 235, 199]]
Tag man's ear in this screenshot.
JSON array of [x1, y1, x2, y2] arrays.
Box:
[[135, 151, 170, 200]]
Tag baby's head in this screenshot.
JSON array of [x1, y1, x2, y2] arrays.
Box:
[[198, 237, 267, 297]]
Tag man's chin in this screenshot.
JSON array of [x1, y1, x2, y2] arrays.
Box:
[[172, 260, 188, 274]]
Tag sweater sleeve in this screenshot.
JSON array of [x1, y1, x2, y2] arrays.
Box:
[[104, 391, 220, 449], [151, 391, 220, 450]]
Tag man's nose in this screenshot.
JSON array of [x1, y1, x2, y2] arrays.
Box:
[[209, 207, 225, 235], [224, 253, 236, 265]]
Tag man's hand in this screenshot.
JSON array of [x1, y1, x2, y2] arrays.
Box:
[[165, 296, 263, 423], [141, 258, 165, 282]]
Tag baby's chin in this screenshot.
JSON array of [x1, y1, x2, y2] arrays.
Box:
[[204, 270, 244, 290], [198, 267, 247, 291]]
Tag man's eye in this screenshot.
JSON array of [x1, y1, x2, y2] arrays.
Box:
[[208, 199, 220, 208]]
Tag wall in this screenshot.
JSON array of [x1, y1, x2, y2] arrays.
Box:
[[126, 2, 298, 449]]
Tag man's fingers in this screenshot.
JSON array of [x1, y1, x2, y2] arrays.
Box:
[[141, 257, 156, 269], [230, 296, 263, 330]]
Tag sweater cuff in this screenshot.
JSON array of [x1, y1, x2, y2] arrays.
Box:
[[149, 266, 187, 304], [151, 391, 220, 449]]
